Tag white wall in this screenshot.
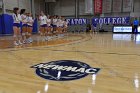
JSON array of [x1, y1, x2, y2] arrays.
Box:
[[34, 0, 45, 15], [2, 0, 140, 17], [3, 0, 31, 13], [18, 0, 31, 12], [2, 0, 45, 15], [52, 0, 85, 16], [4, 0, 18, 12], [131, 0, 140, 17], [134, 0, 140, 12], [54, 0, 75, 16], [79, 0, 85, 15]]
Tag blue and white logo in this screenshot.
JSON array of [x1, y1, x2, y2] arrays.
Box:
[[31, 60, 100, 81]]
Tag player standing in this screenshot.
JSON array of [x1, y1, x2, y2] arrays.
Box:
[[20, 9, 28, 43], [57, 16, 64, 38], [52, 15, 58, 36], [39, 11, 47, 41], [12, 7, 22, 46], [46, 15, 52, 41], [63, 18, 68, 34], [27, 13, 34, 43]]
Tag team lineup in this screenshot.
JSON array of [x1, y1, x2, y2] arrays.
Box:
[[12, 7, 68, 46]]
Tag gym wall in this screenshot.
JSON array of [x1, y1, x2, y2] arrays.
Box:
[[4, 0, 31, 13], [34, 0, 45, 15], [47, 0, 85, 17]]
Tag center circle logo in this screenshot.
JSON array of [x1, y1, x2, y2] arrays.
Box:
[[31, 60, 100, 81]]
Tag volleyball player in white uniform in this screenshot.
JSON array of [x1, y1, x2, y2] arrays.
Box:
[[46, 15, 52, 40], [63, 19, 68, 33], [39, 11, 47, 41], [52, 16, 58, 34], [56, 16, 62, 37], [27, 13, 34, 43], [57, 16, 64, 37], [12, 7, 23, 46], [20, 9, 28, 43]]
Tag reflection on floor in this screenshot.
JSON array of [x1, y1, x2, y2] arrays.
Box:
[[0, 33, 140, 93], [0, 34, 85, 49], [113, 34, 140, 44], [1, 33, 140, 49]]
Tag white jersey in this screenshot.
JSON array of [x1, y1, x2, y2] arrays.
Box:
[[60, 21, 64, 27], [21, 14, 27, 24], [57, 19, 64, 27], [12, 13, 22, 23], [46, 18, 51, 26], [27, 17, 34, 26], [64, 21, 68, 27], [39, 15, 47, 25], [53, 19, 58, 25]]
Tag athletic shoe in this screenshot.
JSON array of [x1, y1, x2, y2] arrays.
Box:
[[25, 39, 30, 44], [29, 38, 33, 43], [45, 37, 48, 41], [14, 42, 19, 46], [47, 36, 51, 40], [18, 40, 23, 45], [42, 38, 46, 42], [61, 34, 64, 37], [23, 40, 26, 44], [49, 36, 52, 40]]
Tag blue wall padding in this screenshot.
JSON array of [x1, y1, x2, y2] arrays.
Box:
[[32, 19, 38, 33], [0, 15, 2, 34], [0, 14, 38, 35], [2, 14, 13, 34]]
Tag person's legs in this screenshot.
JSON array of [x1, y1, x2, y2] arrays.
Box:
[[22, 25, 27, 43], [133, 25, 138, 34], [17, 27, 22, 45], [13, 27, 19, 45], [28, 26, 33, 43], [132, 25, 134, 34], [13, 23, 22, 45], [47, 27, 52, 40], [135, 25, 138, 34]]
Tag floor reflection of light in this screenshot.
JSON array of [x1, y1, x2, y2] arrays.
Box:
[[57, 71, 61, 79], [37, 90, 41, 93], [44, 83, 49, 92], [113, 34, 140, 44], [113, 34, 132, 41], [88, 88, 92, 93], [136, 35, 140, 44], [92, 74, 97, 85], [134, 74, 139, 91]]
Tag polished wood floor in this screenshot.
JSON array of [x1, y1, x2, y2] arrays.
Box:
[[0, 33, 140, 93]]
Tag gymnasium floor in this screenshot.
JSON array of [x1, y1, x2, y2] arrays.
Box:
[[0, 33, 140, 93]]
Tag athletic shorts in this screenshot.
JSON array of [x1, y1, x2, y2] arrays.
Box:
[[13, 23, 20, 28], [52, 25, 57, 27], [22, 24, 28, 27], [47, 25, 52, 27], [59, 26, 64, 28], [40, 24, 47, 27], [27, 25, 33, 27], [51, 24, 53, 27]]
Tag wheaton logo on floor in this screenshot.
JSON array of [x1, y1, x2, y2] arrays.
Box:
[[31, 60, 100, 81]]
